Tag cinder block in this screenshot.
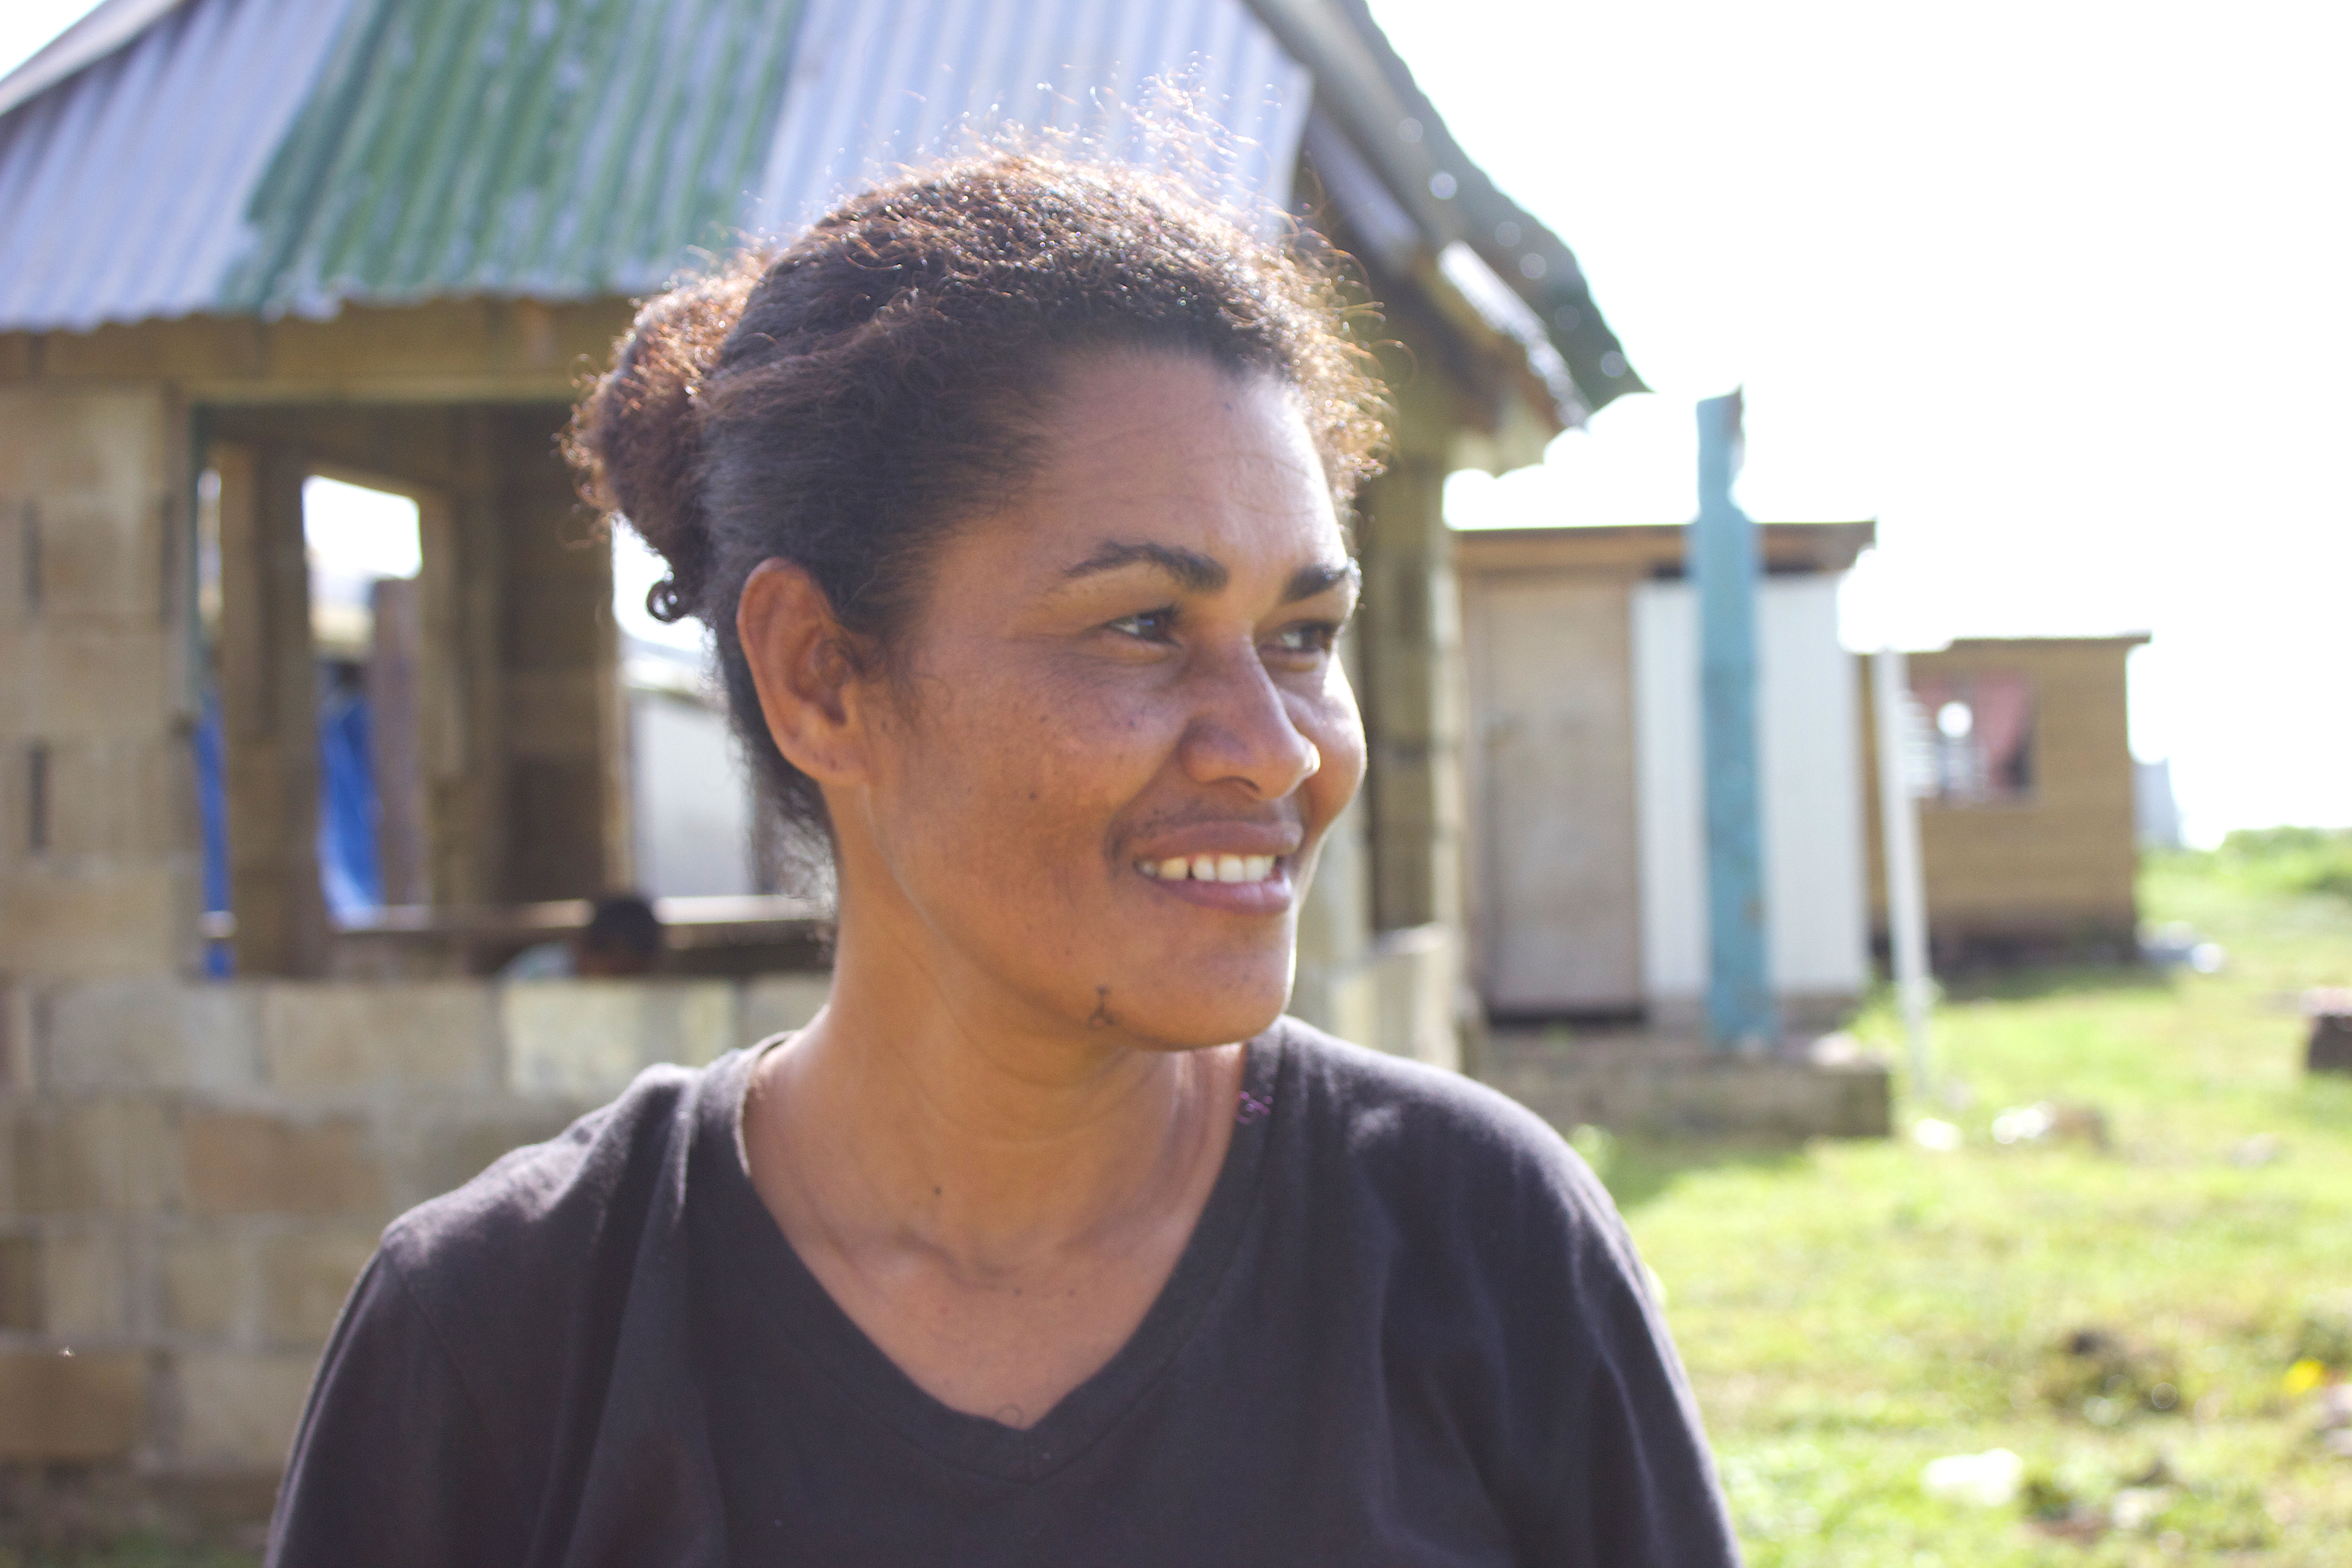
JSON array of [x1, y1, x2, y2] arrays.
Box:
[[2, 1099, 178, 1215], [664, 981, 739, 1068], [41, 1229, 128, 1338], [181, 1113, 386, 1217], [40, 981, 263, 1093], [0, 867, 188, 984], [501, 984, 638, 1099], [501, 980, 737, 1099], [158, 1229, 247, 1340], [263, 983, 497, 1095], [741, 975, 831, 1047], [412, 1111, 576, 1201], [172, 1349, 316, 1472], [0, 1348, 145, 1460], [260, 1228, 376, 1345], [3, 627, 172, 736]]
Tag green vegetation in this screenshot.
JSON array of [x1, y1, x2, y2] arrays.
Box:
[[1607, 853, 2352, 1565], [2180, 827, 2352, 905]]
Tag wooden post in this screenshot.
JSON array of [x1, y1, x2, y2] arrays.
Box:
[[415, 419, 508, 910], [1873, 647, 1935, 1093], [212, 442, 328, 975], [367, 576, 426, 906], [1693, 391, 1777, 1050]]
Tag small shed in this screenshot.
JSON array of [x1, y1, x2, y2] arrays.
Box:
[[1861, 635, 2151, 965], [1455, 522, 1876, 1028]]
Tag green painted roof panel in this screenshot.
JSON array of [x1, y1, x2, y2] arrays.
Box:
[[221, 0, 803, 313]]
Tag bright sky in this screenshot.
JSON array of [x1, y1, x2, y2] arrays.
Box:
[[1366, 0, 2351, 843], [7, 0, 2344, 842]]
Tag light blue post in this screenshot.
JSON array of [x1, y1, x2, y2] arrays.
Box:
[[1692, 391, 1778, 1051]]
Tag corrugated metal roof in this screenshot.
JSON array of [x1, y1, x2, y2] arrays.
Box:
[[0, 0, 1632, 427], [0, 0, 202, 121], [222, 0, 805, 314], [752, 0, 1310, 235], [0, 0, 357, 331], [0, 0, 1312, 331]]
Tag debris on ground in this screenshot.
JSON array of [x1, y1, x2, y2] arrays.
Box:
[[2226, 1133, 2284, 1167], [1989, 1099, 2111, 1149], [1911, 1117, 1963, 1152], [2035, 1326, 2185, 1423], [1921, 1447, 2023, 1507], [2305, 988, 2352, 1075], [2109, 1484, 2173, 1531], [2140, 921, 2226, 973]]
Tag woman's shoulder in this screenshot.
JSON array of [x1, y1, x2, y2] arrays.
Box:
[[1267, 1019, 1672, 1388], [1276, 1019, 1587, 1166], [1271, 1017, 1619, 1236], [375, 1053, 736, 1306]]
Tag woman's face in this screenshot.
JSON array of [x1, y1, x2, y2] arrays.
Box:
[[838, 351, 1365, 1050]]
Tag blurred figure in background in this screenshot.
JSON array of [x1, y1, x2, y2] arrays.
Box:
[[502, 894, 664, 979]]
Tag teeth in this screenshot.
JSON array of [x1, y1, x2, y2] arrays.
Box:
[[1138, 853, 1282, 882]]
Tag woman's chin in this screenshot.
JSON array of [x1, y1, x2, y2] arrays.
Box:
[[1103, 970, 1293, 1052]]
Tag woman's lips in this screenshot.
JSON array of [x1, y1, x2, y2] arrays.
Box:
[[1133, 853, 1294, 913]]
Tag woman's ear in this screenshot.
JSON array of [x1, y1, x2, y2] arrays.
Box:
[[737, 560, 872, 785]]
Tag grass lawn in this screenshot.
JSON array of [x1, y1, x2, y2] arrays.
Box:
[[1608, 854, 2352, 1565]]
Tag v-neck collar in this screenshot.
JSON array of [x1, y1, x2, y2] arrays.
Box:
[[694, 1024, 1289, 1484]]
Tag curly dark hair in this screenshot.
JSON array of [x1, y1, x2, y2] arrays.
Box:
[[566, 152, 1387, 854]]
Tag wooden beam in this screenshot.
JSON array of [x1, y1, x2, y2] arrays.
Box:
[[212, 442, 328, 975]]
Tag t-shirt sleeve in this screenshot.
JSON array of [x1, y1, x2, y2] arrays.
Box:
[[266, 1250, 533, 1568], [1521, 1158, 1744, 1568]]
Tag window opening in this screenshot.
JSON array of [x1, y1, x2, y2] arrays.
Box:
[[304, 477, 423, 919], [614, 525, 759, 897], [1913, 672, 2034, 803]]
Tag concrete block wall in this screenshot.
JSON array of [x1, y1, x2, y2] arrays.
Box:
[[0, 385, 202, 985], [0, 973, 830, 1489]]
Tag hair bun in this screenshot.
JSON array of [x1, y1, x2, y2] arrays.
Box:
[[567, 262, 760, 621]]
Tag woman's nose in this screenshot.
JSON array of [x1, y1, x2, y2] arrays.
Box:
[[1176, 643, 1322, 800]]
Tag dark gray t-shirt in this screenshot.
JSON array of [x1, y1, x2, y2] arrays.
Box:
[[267, 1021, 1741, 1566]]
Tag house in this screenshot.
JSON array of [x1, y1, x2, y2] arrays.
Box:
[[1455, 521, 1877, 1031], [0, 0, 1637, 1515], [1861, 635, 2150, 965]]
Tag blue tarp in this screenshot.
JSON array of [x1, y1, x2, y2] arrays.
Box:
[[316, 685, 380, 919], [193, 680, 383, 974]]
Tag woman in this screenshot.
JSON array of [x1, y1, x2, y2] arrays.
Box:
[[268, 155, 1741, 1567]]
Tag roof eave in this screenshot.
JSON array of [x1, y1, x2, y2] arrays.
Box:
[[1243, 0, 1645, 420]]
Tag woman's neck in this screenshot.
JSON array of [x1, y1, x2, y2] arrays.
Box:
[[744, 923, 1243, 1277]]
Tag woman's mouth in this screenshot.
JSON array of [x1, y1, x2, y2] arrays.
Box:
[[1135, 853, 1279, 884]]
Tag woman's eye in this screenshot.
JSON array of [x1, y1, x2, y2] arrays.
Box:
[[1268, 622, 1340, 658], [1107, 607, 1178, 642]]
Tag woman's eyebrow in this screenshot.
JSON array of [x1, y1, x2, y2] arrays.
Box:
[[1055, 542, 1357, 604], [1284, 559, 1360, 604], [1060, 541, 1227, 592]]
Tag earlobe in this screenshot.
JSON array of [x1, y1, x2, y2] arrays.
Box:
[[736, 560, 868, 784]]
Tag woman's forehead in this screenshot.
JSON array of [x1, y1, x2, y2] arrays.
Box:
[[1005, 357, 1341, 560]]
